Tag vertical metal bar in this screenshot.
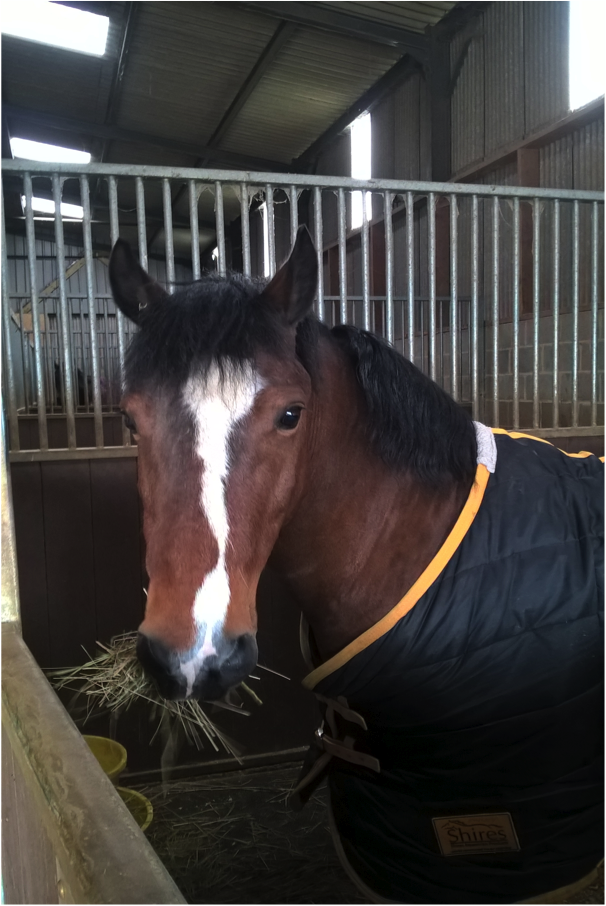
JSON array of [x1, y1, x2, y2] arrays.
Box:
[[135, 177, 148, 271], [361, 196, 370, 331], [1, 185, 20, 451], [449, 194, 458, 400], [214, 181, 226, 278], [80, 176, 104, 448], [428, 192, 437, 381], [23, 173, 48, 450], [384, 190, 394, 346], [532, 198, 541, 429], [338, 188, 347, 325], [571, 200, 579, 428], [471, 195, 479, 420], [491, 197, 500, 426], [19, 297, 31, 414], [590, 202, 599, 427], [240, 183, 251, 278], [512, 197, 520, 429], [266, 185, 276, 277], [313, 187, 324, 322], [188, 180, 201, 281], [107, 175, 131, 446], [162, 178, 175, 289], [552, 200, 560, 430], [289, 185, 298, 247], [52, 174, 77, 450], [406, 191, 415, 363]]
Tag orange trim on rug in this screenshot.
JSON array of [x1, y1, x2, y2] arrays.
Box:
[[491, 428, 602, 460], [303, 463, 491, 691]]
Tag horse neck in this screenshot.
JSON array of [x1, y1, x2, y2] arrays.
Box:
[[270, 337, 472, 661]]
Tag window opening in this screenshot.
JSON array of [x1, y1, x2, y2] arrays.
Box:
[[11, 138, 91, 164], [350, 112, 372, 230], [569, 0, 604, 110], [2, 0, 109, 56]]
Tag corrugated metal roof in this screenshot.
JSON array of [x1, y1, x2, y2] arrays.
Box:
[[115, 4, 278, 147], [219, 26, 402, 161], [317, 2, 457, 33]]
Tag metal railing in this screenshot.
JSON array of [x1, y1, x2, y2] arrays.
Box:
[[2, 161, 603, 459]]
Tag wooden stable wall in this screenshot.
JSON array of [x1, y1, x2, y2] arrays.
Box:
[[10, 455, 318, 777]]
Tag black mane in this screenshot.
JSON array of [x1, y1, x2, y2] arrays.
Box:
[[124, 272, 319, 389], [124, 272, 476, 488], [331, 324, 477, 488]]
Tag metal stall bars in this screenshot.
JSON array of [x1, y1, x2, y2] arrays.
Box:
[[1, 160, 603, 461]]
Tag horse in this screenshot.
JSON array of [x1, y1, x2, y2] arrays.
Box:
[[108, 227, 603, 904]]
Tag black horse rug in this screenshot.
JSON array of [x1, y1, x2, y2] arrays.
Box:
[[294, 427, 603, 904]]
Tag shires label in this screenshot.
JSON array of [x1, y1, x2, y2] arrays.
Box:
[[432, 813, 520, 856]]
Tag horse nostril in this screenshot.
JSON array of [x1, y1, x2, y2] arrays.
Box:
[[136, 632, 185, 699]]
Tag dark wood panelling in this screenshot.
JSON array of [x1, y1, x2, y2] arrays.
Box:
[[41, 460, 98, 666], [10, 462, 51, 667], [90, 458, 145, 643]]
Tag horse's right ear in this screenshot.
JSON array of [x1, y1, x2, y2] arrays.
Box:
[[108, 239, 169, 325], [260, 225, 318, 326]]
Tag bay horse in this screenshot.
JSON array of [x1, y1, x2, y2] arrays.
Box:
[[109, 228, 603, 904]]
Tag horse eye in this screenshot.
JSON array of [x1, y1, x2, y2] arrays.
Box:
[[277, 406, 302, 430], [121, 410, 137, 433]]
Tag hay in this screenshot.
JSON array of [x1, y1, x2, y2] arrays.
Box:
[[48, 633, 262, 761]]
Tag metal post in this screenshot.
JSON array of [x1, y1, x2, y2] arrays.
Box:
[[162, 178, 175, 290], [265, 185, 276, 277], [571, 200, 579, 428], [80, 176, 104, 448], [532, 198, 540, 429], [338, 188, 347, 325], [1, 184, 20, 451], [491, 197, 500, 426], [449, 194, 458, 400], [52, 174, 77, 450], [590, 202, 598, 427], [552, 200, 560, 429], [384, 190, 394, 346], [313, 187, 324, 322], [406, 191, 415, 363], [512, 197, 520, 429], [428, 192, 437, 381], [289, 185, 298, 247], [240, 183, 251, 278], [361, 197, 370, 331], [135, 177, 148, 271], [215, 181, 226, 277], [23, 173, 48, 451], [471, 194, 480, 421], [107, 176, 131, 446], [188, 180, 201, 281]]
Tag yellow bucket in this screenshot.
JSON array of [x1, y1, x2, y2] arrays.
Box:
[[83, 735, 127, 783], [116, 787, 154, 832]]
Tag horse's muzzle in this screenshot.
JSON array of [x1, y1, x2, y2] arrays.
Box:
[[136, 631, 258, 702]]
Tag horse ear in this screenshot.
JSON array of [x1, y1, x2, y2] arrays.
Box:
[[108, 238, 169, 325], [260, 225, 317, 325]]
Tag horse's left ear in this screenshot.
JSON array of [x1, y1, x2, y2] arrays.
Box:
[[109, 238, 169, 325], [260, 225, 318, 325]]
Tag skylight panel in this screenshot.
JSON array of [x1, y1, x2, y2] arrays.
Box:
[[569, 0, 605, 110], [2, 1, 109, 56], [350, 112, 372, 230], [11, 138, 91, 164], [21, 196, 84, 220]]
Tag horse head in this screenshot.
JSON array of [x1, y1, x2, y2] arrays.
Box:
[[109, 228, 318, 701]]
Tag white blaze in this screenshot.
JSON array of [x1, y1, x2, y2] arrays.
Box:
[[182, 362, 261, 694]]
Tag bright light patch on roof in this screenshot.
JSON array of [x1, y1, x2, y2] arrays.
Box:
[[21, 195, 84, 220], [11, 138, 91, 164], [2, 1, 109, 56], [569, 1, 605, 110], [350, 112, 372, 230]]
